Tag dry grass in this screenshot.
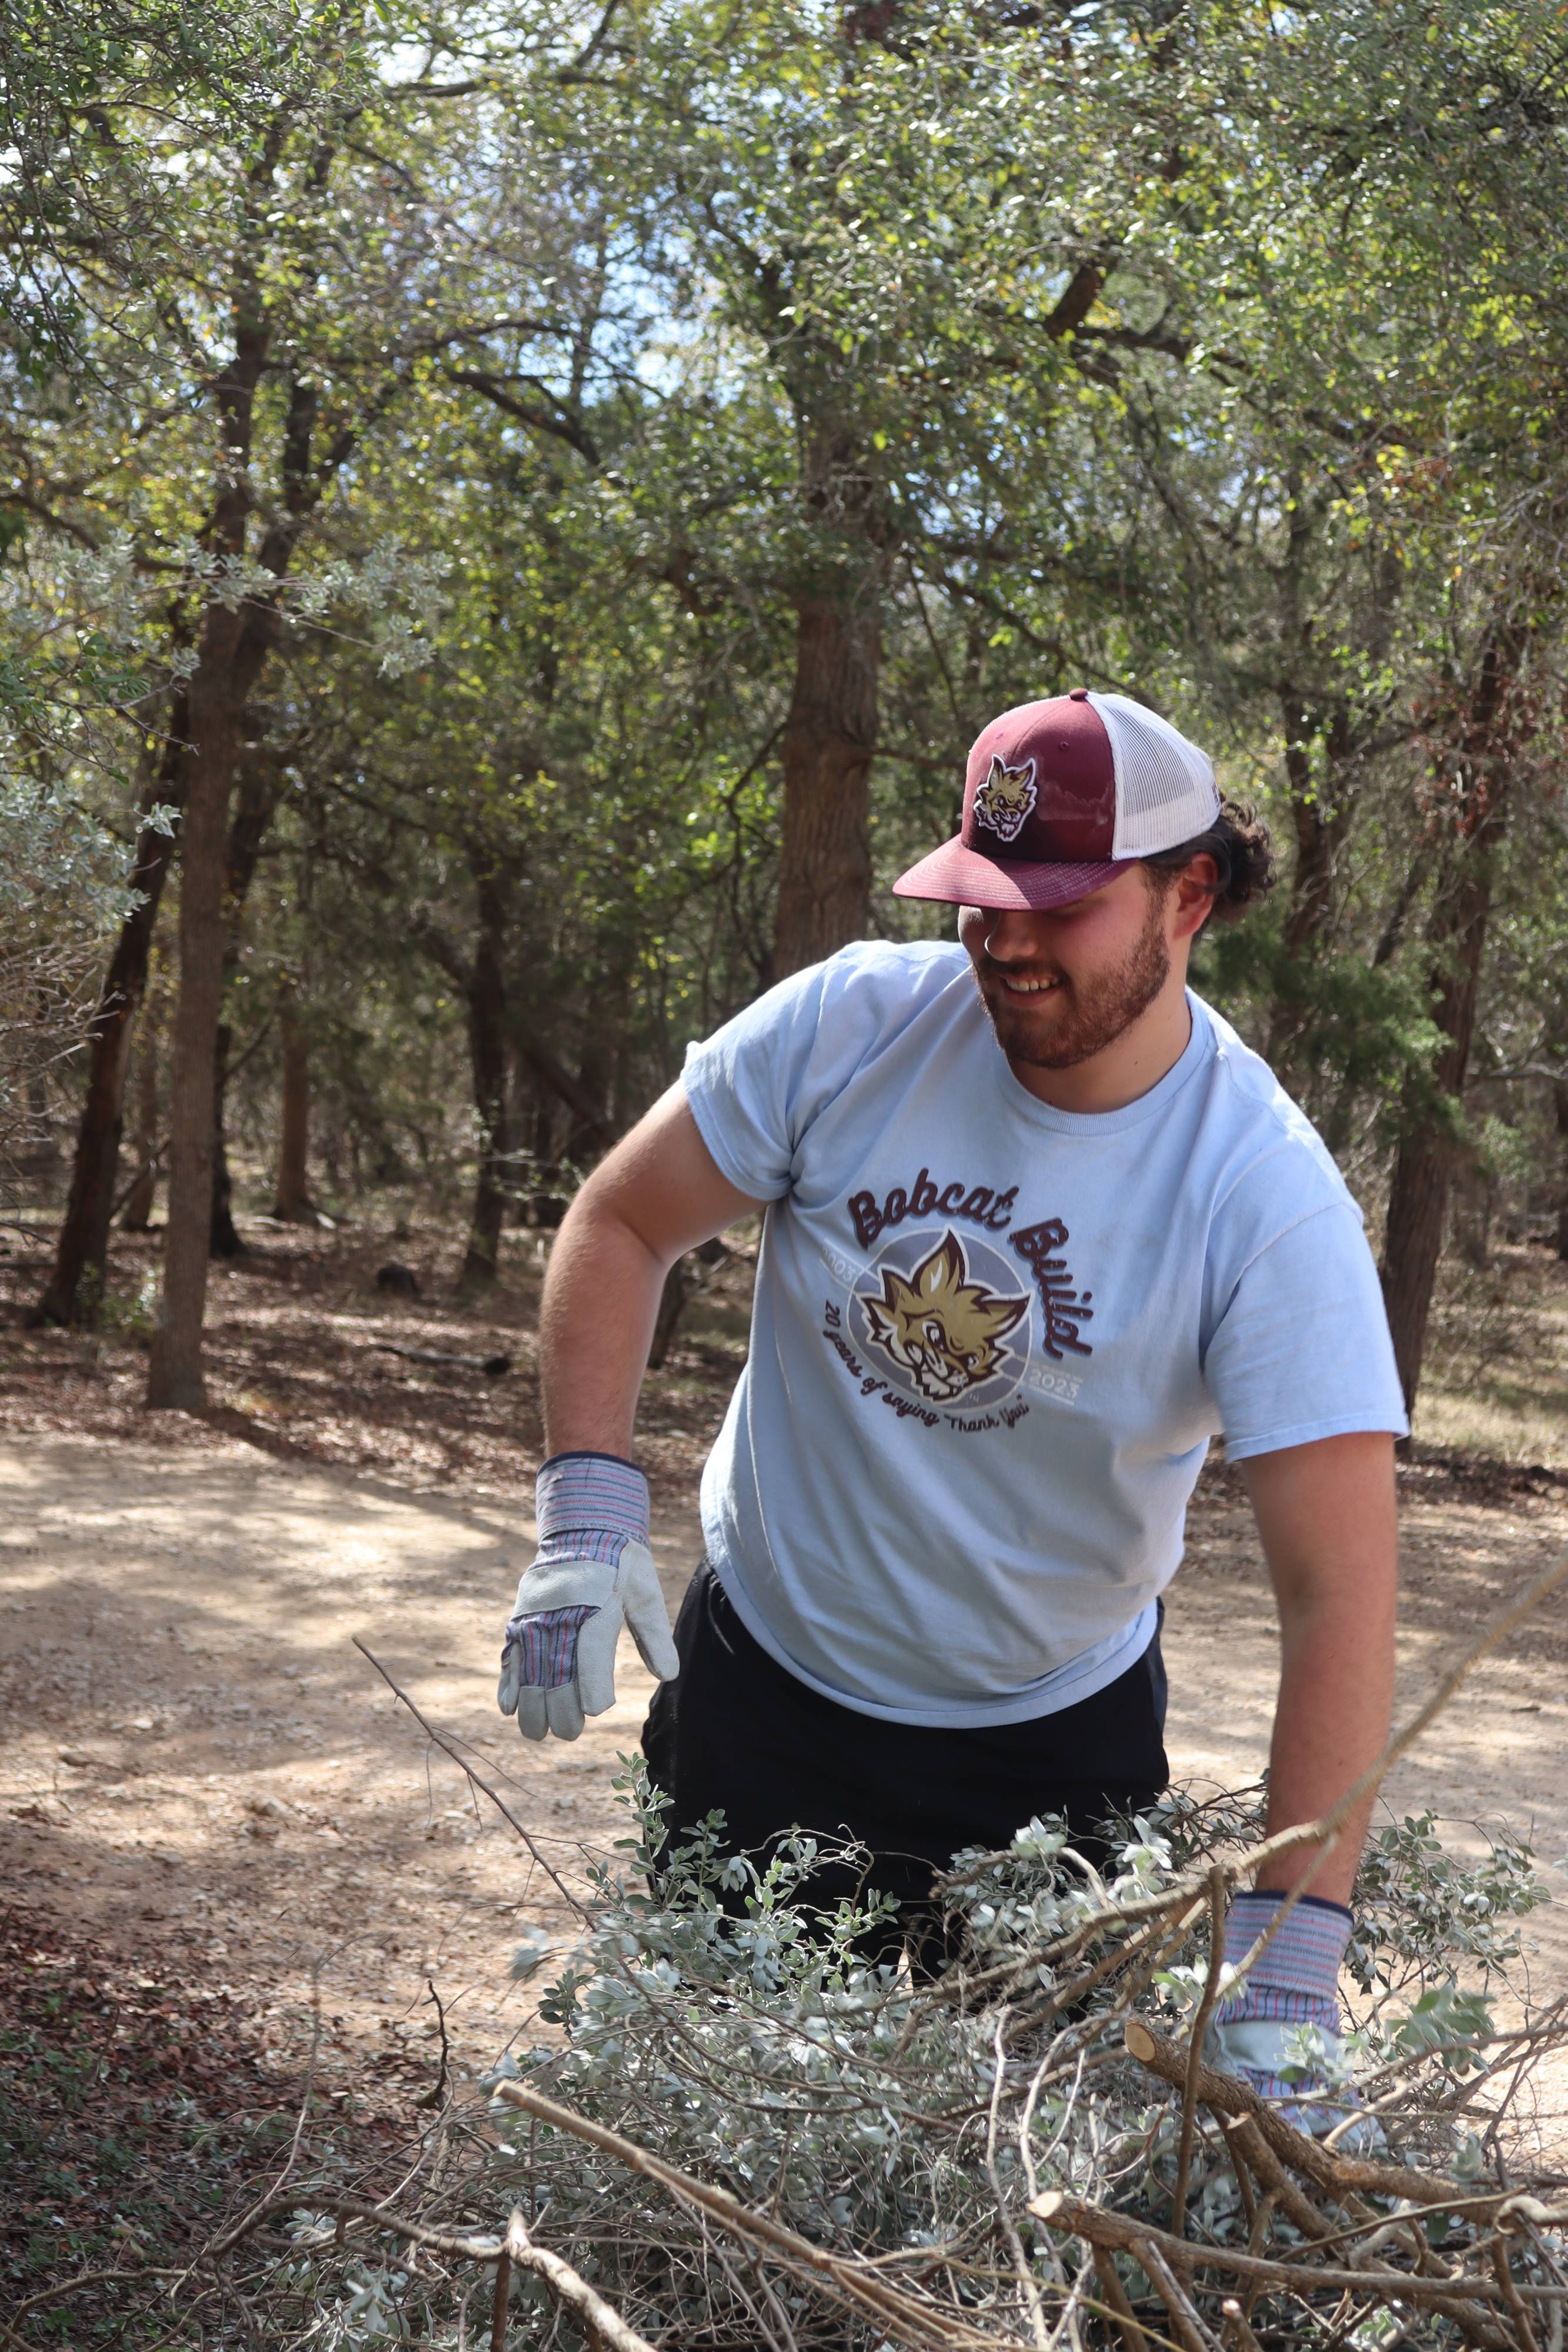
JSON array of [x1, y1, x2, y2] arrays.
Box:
[[1416, 1245, 1568, 1469]]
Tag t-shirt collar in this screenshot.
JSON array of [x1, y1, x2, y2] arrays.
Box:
[[985, 988, 1215, 1135]]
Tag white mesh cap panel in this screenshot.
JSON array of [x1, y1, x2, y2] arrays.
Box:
[[1086, 692, 1220, 858]]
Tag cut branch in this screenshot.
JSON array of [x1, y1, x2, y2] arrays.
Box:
[[1031, 2190, 1512, 2339], [500, 2210, 658, 2352]]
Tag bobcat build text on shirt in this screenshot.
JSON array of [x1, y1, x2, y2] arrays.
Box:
[[681, 939, 1407, 1730]]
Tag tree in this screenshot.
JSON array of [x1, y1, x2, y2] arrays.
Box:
[[0, 777, 149, 1202], [15, 0, 1568, 1434], [1379, 614, 1545, 1409], [28, 724, 185, 1322], [477, 0, 1222, 975], [8, 2, 363, 1331], [290, 327, 782, 1277], [7, 1, 491, 1382]]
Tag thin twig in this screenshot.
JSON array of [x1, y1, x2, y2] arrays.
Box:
[[1092, 2246, 1156, 2352], [1219, 2294, 1265, 2352], [417, 1976, 452, 2112], [987, 2010, 1051, 2350], [1496, 2240, 1544, 2352], [1172, 1869, 1228, 2237], [3, 2264, 190, 2325], [489, 2231, 510, 2352], [1136, 2237, 1222, 2352], [353, 1638, 590, 1919], [228, 2195, 507, 2262], [1239, 1548, 1568, 1889]]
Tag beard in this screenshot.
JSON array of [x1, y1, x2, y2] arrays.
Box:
[[971, 891, 1173, 1071]]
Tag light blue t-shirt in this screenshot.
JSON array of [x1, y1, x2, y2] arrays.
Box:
[[682, 941, 1407, 1729]]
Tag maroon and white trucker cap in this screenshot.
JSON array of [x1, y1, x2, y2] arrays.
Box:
[[893, 689, 1220, 911]]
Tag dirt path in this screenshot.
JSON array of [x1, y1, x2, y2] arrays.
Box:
[[2, 1434, 1565, 2113]]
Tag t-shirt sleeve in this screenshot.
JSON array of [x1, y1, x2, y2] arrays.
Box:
[[1202, 1200, 1409, 1460], [681, 960, 838, 1201]]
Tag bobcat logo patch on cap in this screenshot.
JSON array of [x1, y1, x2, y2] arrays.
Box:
[[971, 754, 1037, 844]]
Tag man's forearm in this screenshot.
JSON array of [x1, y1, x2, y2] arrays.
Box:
[[1259, 1605, 1393, 1904], [1242, 1432, 1399, 1909], [537, 1195, 669, 1460], [532, 1091, 763, 1466]]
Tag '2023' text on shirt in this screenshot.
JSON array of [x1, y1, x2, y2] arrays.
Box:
[[682, 941, 1407, 1728]]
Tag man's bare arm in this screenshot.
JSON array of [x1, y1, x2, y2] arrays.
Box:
[[539, 1088, 764, 1459], [1240, 1430, 1399, 1907]]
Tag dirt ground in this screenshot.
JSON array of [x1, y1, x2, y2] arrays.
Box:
[[2, 1218, 1567, 2290]]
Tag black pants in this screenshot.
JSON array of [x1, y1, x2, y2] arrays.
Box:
[[642, 1564, 1168, 1966]]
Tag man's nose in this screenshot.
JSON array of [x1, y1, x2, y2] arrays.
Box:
[[984, 910, 1054, 960]]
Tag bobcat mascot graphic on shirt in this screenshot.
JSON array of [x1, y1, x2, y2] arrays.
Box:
[[971, 754, 1037, 844], [861, 1231, 1028, 1404]]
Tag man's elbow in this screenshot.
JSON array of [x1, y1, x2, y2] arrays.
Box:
[[559, 1167, 668, 1273]]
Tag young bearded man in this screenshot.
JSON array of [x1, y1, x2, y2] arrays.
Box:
[[497, 689, 1406, 2124]]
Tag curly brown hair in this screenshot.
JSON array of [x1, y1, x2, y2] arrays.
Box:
[[1141, 800, 1276, 924]]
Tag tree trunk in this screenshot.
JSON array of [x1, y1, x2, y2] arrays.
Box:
[[770, 419, 886, 982], [524, 1078, 564, 1228], [771, 590, 880, 980], [1258, 469, 1398, 1070], [322, 1094, 344, 1193], [1265, 696, 1356, 1065], [1553, 1075, 1568, 1263], [459, 864, 513, 1291], [1379, 633, 1520, 1417], [647, 1254, 688, 1369], [209, 1020, 245, 1257], [143, 339, 345, 1399], [29, 723, 186, 1325], [1449, 1140, 1493, 1271], [147, 613, 252, 1409], [507, 1045, 532, 1226], [204, 749, 283, 1260], [647, 1237, 726, 1368], [119, 974, 162, 1230], [272, 985, 313, 1221]]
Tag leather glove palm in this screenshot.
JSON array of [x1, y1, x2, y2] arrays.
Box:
[[497, 1453, 679, 1742]]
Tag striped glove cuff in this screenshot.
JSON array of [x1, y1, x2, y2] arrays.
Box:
[[535, 1451, 650, 1565], [1214, 1889, 1352, 2032]]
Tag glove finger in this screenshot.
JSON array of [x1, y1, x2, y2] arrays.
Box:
[[620, 1545, 681, 1682], [626, 1615, 681, 1683], [497, 1652, 520, 1717], [576, 1615, 618, 1717], [514, 1686, 548, 1742], [546, 1681, 586, 1741]]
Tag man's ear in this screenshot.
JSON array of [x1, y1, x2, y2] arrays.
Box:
[[1171, 853, 1221, 941]]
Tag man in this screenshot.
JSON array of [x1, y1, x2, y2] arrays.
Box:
[[497, 689, 1406, 2113]]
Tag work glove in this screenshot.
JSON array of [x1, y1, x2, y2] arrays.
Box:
[[1205, 1889, 1382, 2152], [497, 1452, 680, 1743]]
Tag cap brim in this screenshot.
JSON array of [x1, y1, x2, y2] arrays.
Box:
[[892, 837, 1134, 911]]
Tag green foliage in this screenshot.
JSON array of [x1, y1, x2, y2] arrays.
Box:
[[0, 776, 149, 1175], [1347, 1810, 1548, 1997], [437, 1770, 1554, 2347], [8, 0, 1568, 1352]]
